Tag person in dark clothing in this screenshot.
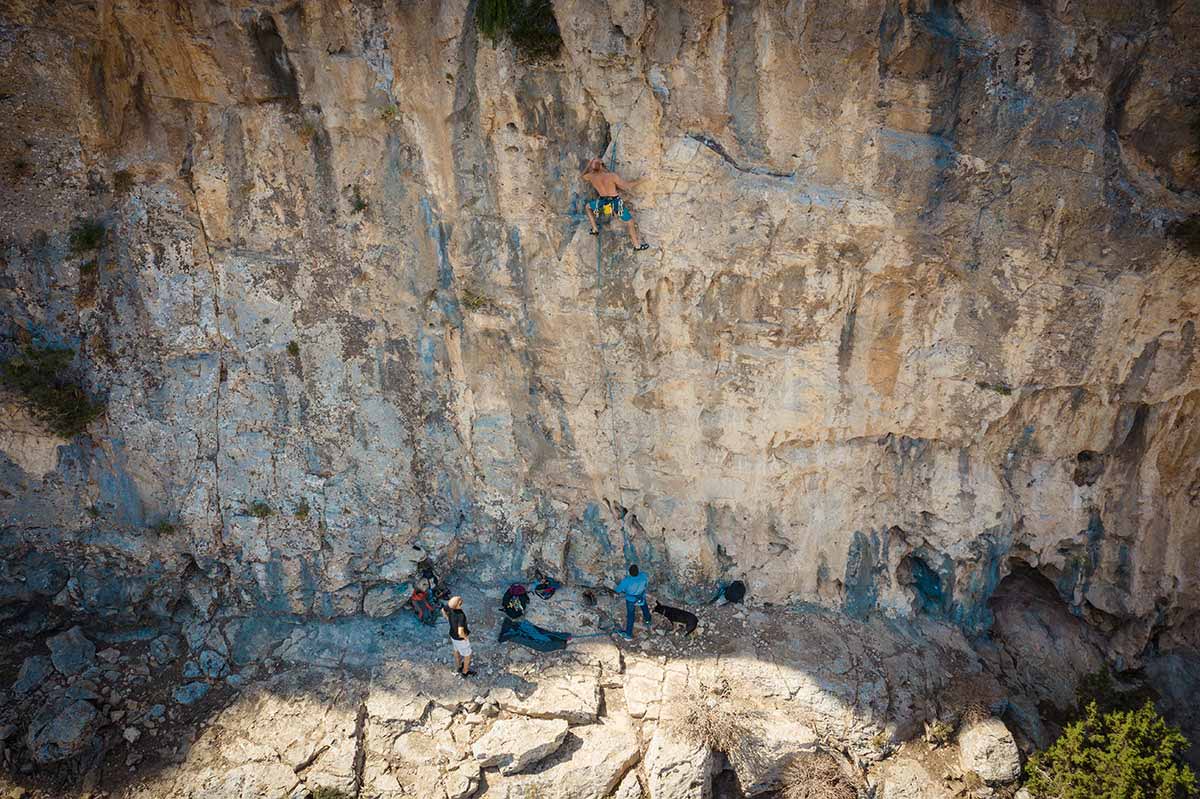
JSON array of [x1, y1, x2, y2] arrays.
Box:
[[442, 595, 474, 678], [615, 564, 650, 640]]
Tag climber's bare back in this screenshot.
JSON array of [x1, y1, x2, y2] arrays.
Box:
[[584, 170, 626, 196]]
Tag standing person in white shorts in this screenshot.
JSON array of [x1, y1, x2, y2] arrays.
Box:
[[443, 596, 474, 678]]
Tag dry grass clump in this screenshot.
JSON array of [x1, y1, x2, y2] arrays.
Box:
[[960, 701, 992, 726], [671, 682, 764, 776], [781, 750, 860, 799]]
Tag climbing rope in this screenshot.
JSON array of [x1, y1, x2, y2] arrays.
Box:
[[589, 77, 653, 535], [593, 193, 626, 498]]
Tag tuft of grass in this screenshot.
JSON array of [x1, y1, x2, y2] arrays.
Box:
[[976, 380, 1012, 395], [378, 105, 398, 123], [460, 287, 494, 312], [1167, 214, 1200, 257], [69, 219, 106, 254], [85, 505, 100, 519], [0, 346, 106, 438], [246, 500, 273, 519], [671, 683, 764, 777], [869, 730, 891, 751], [349, 184, 368, 214], [287, 340, 300, 357], [112, 169, 134, 195], [781, 750, 860, 799], [294, 498, 310, 521], [297, 120, 318, 142], [150, 519, 177, 536], [924, 718, 954, 747], [960, 701, 991, 726]]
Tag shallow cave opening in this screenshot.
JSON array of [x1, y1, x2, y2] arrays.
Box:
[[897, 552, 949, 616], [1072, 450, 1106, 486]]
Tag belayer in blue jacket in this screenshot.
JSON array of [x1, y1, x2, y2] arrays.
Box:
[[615, 564, 650, 640]]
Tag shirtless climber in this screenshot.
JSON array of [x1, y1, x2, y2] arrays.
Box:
[[581, 158, 650, 251]]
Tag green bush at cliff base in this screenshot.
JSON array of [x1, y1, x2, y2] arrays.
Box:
[[476, 0, 561, 60], [0, 346, 106, 438], [1025, 700, 1197, 799]]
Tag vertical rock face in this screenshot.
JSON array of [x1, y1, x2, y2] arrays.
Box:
[[0, 0, 1197, 654]]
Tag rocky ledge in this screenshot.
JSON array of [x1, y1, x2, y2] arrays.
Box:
[[6, 580, 1193, 799]]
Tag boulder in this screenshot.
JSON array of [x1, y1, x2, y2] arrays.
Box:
[[644, 729, 715, 799], [623, 657, 664, 719], [472, 717, 570, 775], [173, 681, 210, 705], [364, 582, 414, 618], [46, 627, 95, 676], [734, 716, 819, 794], [872, 755, 956, 799], [379, 546, 426, 582], [199, 649, 228, 679], [491, 664, 601, 724], [26, 692, 98, 763], [13, 655, 52, 695], [491, 719, 640, 799], [445, 759, 482, 799], [150, 633, 182, 664], [958, 718, 1021, 784]]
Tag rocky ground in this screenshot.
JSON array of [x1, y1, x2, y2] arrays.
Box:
[[1, 582, 1038, 799]]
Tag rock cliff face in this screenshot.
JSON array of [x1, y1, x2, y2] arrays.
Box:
[[1, 0, 1198, 662]]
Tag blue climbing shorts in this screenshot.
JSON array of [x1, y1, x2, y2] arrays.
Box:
[[589, 196, 631, 221]]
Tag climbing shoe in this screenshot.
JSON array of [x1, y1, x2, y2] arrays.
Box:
[[634, 243, 650, 251], [589, 228, 599, 236], [460, 670, 477, 678]]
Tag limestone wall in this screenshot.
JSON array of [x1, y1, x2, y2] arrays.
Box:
[[1, 0, 1197, 657]]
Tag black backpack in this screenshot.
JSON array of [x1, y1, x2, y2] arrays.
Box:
[[501, 583, 530, 619]]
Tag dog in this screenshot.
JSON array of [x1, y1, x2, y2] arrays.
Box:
[[653, 601, 698, 635]]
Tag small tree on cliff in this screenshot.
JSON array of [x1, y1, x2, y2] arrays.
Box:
[[1025, 700, 1197, 799]]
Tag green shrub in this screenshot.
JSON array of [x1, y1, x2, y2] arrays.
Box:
[[294, 498, 310, 520], [350, 184, 368, 214], [460, 287, 493, 312], [0, 346, 106, 438], [1025, 701, 1197, 799], [287, 340, 300, 357], [246, 501, 273, 519], [476, 0, 561, 60], [69, 219, 106, 253], [976, 380, 1012, 395], [1168, 215, 1200, 257], [112, 169, 134, 195], [150, 519, 177, 536], [378, 105, 398, 123]]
